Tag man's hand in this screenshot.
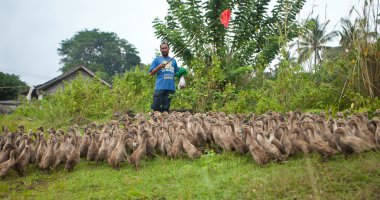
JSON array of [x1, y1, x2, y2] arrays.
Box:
[[150, 63, 167, 76]]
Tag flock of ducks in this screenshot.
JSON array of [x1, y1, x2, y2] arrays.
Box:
[[0, 109, 380, 178]]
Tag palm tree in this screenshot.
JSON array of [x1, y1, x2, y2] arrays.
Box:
[[339, 18, 358, 50], [298, 16, 338, 70]]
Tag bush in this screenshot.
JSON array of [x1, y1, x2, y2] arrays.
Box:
[[112, 67, 154, 113], [15, 75, 113, 127]]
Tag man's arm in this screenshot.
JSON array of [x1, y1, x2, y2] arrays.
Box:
[[149, 63, 166, 76]]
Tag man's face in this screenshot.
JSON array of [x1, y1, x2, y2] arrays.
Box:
[[160, 44, 169, 57]]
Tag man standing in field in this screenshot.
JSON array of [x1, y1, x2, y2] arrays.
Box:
[[149, 42, 179, 112]]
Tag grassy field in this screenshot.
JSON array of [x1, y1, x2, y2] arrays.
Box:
[[1, 150, 379, 200]]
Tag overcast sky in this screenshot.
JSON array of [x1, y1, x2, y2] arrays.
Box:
[[0, 0, 360, 86]]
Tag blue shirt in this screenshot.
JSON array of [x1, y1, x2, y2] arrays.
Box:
[[149, 56, 179, 91]]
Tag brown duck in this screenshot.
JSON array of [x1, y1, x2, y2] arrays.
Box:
[[160, 124, 172, 157], [256, 128, 283, 162], [245, 127, 269, 166], [303, 123, 337, 161], [0, 150, 17, 178], [96, 135, 109, 164], [65, 133, 81, 172], [39, 135, 55, 171], [14, 141, 31, 176], [86, 133, 99, 162], [108, 132, 130, 169], [182, 129, 202, 160], [79, 129, 91, 158], [53, 134, 73, 168], [334, 127, 374, 156], [370, 117, 380, 148], [278, 123, 298, 159], [289, 127, 312, 154], [170, 133, 184, 159], [128, 133, 150, 170]]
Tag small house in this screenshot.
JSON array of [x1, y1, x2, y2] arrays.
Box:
[[26, 66, 111, 100]]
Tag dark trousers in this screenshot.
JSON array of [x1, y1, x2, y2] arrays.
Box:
[[151, 90, 174, 112]]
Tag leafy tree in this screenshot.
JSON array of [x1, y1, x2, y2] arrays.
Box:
[[58, 29, 141, 79], [297, 16, 338, 69], [0, 72, 28, 100], [153, 0, 305, 83]]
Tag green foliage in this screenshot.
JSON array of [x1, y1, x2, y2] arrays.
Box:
[[15, 75, 113, 127], [112, 66, 154, 113], [58, 29, 141, 78], [171, 55, 227, 112], [0, 72, 28, 100], [171, 51, 378, 114]]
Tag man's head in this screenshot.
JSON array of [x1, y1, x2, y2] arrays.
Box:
[[160, 42, 169, 57]]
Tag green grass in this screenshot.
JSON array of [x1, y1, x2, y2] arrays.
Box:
[[1, 151, 379, 200], [0, 114, 39, 132]]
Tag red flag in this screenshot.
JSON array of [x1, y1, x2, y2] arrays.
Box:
[[220, 9, 231, 28]]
